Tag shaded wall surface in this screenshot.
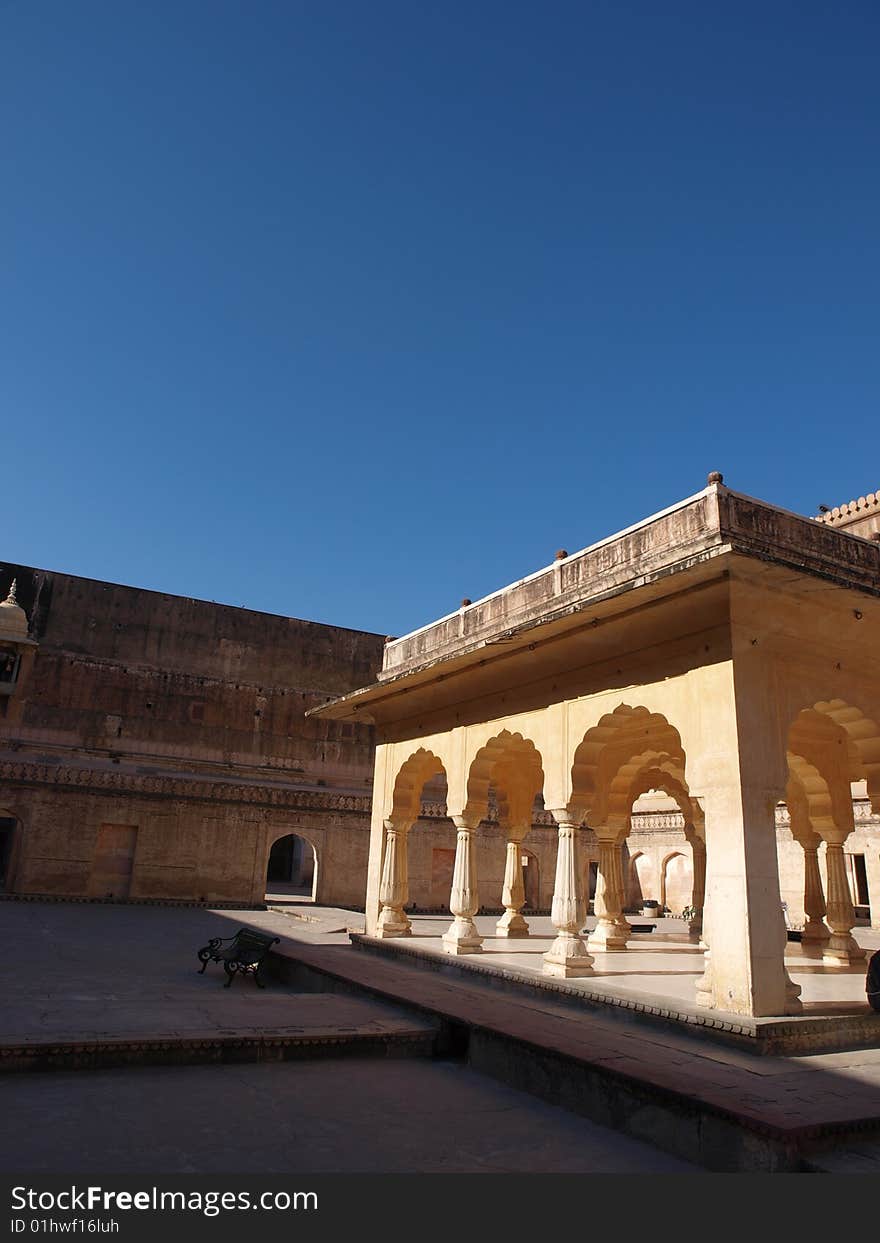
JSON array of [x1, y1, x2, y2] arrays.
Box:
[[0, 564, 385, 904]]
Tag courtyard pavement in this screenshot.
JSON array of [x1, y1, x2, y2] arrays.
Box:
[[0, 900, 700, 1174], [0, 902, 429, 1049], [0, 1058, 700, 1174], [4, 900, 880, 1171]]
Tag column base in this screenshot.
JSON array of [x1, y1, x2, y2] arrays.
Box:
[[442, 917, 483, 955], [587, 919, 628, 952], [375, 910, 412, 938], [801, 918, 831, 945], [784, 971, 803, 1014], [695, 958, 713, 1009], [823, 933, 866, 965], [543, 933, 594, 977], [495, 910, 529, 937]]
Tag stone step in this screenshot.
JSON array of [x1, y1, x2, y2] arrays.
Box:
[[349, 932, 880, 1057], [0, 992, 439, 1072], [803, 1142, 880, 1173], [267, 937, 880, 1172]]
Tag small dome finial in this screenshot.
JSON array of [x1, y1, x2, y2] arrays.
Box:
[[707, 471, 724, 485], [0, 577, 29, 642]]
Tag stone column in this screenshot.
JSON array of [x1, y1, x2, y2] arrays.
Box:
[[694, 894, 713, 1008], [588, 830, 628, 951], [496, 826, 529, 937], [823, 840, 866, 965], [799, 835, 831, 952], [442, 816, 483, 955], [543, 812, 593, 977], [376, 819, 412, 938], [684, 826, 706, 938], [612, 830, 632, 942], [691, 784, 801, 1016]]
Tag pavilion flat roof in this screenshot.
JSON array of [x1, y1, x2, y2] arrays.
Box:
[[309, 480, 880, 722]]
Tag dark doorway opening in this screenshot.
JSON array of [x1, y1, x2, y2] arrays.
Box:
[[265, 833, 317, 902], [0, 818, 17, 890]]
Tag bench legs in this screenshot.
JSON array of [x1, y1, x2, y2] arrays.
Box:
[[222, 961, 266, 988]]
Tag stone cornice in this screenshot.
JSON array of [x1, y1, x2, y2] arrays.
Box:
[[0, 759, 372, 814], [314, 486, 880, 726]]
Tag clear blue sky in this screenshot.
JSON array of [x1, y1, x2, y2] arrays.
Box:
[[3, 2, 878, 636]]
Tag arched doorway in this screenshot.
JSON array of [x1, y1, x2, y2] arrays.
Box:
[[661, 851, 692, 915], [0, 814, 20, 892], [265, 832, 318, 903]]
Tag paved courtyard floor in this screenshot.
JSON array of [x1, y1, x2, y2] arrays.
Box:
[[0, 901, 700, 1174], [0, 1058, 699, 1174], [4, 900, 880, 1172]]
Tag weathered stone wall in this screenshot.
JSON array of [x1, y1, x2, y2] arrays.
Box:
[[405, 815, 560, 911], [0, 563, 385, 904]]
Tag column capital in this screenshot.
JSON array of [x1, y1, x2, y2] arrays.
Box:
[[547, 809, 583, 830], [383, 816, 413, 834], [451, 814, 480, 832]]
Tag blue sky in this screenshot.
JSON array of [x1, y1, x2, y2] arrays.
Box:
[[3, 2, 878, 636]]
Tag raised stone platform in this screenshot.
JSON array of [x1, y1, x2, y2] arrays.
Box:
[[350, 930, 880, 1055]]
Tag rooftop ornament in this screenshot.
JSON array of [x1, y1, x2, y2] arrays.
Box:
[[0, 579, 29, 643]]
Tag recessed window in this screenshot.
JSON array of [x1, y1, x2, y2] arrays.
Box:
[[0, 648, 20, 687]]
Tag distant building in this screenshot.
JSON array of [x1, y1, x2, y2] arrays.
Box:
[[0, 567, 384, 906]]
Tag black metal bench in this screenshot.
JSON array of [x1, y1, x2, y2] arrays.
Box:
[[197, 927, 280, 988]]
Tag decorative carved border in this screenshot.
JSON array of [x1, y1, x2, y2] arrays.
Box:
[[0, 759, 372, 814], [3, 760, 876, 829]]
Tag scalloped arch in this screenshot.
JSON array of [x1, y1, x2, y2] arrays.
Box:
[[784, 767, 821, 846], [390, 748, 447, 824], [787, 701, 876, 826], [570, 705, 687, 822], [464, 730, 544, 826], [628, 764, 698, 829], [810, 700, 880, 793], [786, 752, 853, 837]]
